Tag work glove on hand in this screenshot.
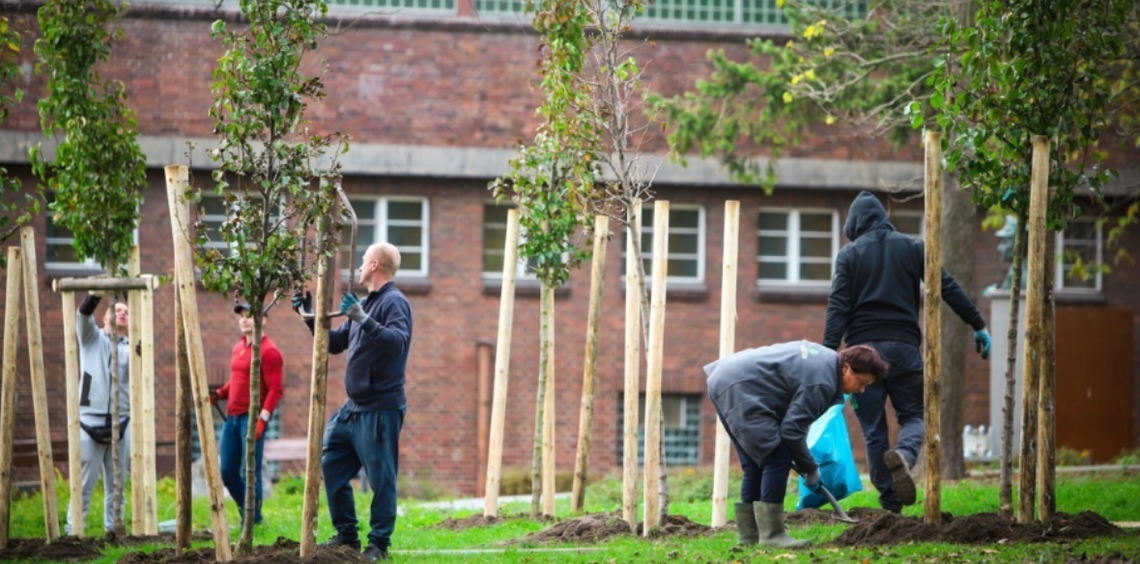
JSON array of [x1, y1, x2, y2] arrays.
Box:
[[256, 418, 267, 441], [974, 328, 992, 360], [292, 290, 312, 314], [208, 390, 219, 406], [341, 292, 366, 323], [804, 468, 823, 494]]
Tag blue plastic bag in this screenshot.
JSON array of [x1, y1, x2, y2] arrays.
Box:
[[795, 400, 863, 510]]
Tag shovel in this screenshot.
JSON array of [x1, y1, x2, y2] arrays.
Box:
[[817, 484, 859, 524]]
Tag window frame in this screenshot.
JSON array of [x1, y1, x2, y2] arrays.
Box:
[[756, 207, 840, 286], [1056, 219, 1103, 293], [481, 201, 538, 281], [623, 203, 707, 286], [618, 392, 702, 466], [44, 194, 139, 272], [340, 195, 430, 280]]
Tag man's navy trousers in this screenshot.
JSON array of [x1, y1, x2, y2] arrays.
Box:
[[322, 404, 405, 550]]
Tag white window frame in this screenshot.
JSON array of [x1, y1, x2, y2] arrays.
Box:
[[892, 210, 926, 239], [197, 192, 285, 254], [623, 203, 706, 285], [341, 196, 430, 279], [45, 195, 138, 272], [481, 202, 537, 281], [1056, 219, 1102, 293], [757, 207, 839, 286]]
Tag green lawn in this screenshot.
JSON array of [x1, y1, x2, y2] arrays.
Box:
[[4, 469, 1139, 563]]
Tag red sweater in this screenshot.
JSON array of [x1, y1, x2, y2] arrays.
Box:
[[216, 335, 284, 417]]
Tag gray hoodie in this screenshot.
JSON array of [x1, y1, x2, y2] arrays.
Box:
[[77, 308, 131, 427]]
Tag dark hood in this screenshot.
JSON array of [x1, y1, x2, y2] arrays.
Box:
[[844, 191, 895, 241]]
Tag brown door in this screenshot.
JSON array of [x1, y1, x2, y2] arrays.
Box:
[[1054, 307, 1133, 463]]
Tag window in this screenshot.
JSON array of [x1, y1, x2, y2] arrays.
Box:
[[482, 203, 537, 280], [617, 394, 701, 466], [327, 0, 455, 13], [757, 208, 838, 284], [341, 197, 429, 278], [623, 204, 705, 285], [197, 193, 282, 255], [472, 0, 524, 15], [1057, 220, 1102, 292], [44, 193, 137, 271], [892, 211, 924, 239], [642, 0, 867, 26]]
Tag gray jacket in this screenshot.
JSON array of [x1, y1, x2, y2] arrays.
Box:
[[705, 341, 843, 474], [77, 309, 131, 426]]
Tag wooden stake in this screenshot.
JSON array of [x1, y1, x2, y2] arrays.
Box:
[[571, 216, 609, 513], [621, 202, 642, 534], [61, 290, 84, 538], [541, 285, 556, 517], [165, 165, 232, 561], [711, 201, 739, 528], [299, 191, 338, 557], [0, 247, 23, 549], [173, 283, 193, 552], [1037, 231, 1057, 522], [923, 132, 943, 526], [53, 277, 155, 292], [476, 342, 492, 497], [21, 226, 60, 541], [140, 276, 157, 534], [484, 209, 520, 516], [129, 246, 144, 535], [643, 200, 669, 535], [1019, 136, 1050, 524]]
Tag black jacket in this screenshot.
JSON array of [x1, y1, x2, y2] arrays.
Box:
[[823, 191, 985, 349], [328, 282, 413, 412], [705, 341, 844, 475]]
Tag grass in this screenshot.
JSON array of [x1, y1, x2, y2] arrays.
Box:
[[5, 468, 1140, 563]]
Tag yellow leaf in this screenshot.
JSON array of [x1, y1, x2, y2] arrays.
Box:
[[824, 47, 835, 57], [826, 115, 836, 125], [804, 69, 816, 81], [785, 39, 795, 50], [777, 0, 785, 7], [791, 74, 802, 85], [782, 92, 793, 103]]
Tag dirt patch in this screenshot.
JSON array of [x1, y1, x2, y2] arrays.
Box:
[[1064, 553, 1137, 564], [112, 532, 214, 547], [785, 507, 895, 525], [434, 514, 506, 531], [117, 537, 368, 564], [834, 510, 1123, 546], [508, 511, 713, 544], [0, 536, 105, 562]]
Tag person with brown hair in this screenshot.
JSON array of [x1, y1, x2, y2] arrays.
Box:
[[706, 341, 889, 548]]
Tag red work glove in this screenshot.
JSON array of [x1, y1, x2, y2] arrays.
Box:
[[256, 418, 267, 441]]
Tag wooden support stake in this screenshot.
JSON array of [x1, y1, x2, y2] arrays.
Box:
[[541, 286, 556, 517], [53, 277, 155, 292], [165, 165, 232, 561], [483, 209, 520, 517], [141, 276, 157, 534], [476, 342, 493, 497], [299, 190, 338, 557], [923, 132, 943, 526], [0, 247, 23, 548], [621, 202, 642, 534], [62, 290, 84, 538], [711, 201, 739, 528], [570, 216, 608, 513], [129, 246, 143, 535], [21, 226, 60, 541], [174, 283, 193, 552], [642, 200, 669, 535], [1019, 136, 1050, 524]]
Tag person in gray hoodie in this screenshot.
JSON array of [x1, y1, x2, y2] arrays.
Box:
[[67, 292, 131, 535], [706, 341, 888, 547]]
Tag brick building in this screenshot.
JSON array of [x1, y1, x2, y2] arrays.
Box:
[[1, 0, 1137, 497]]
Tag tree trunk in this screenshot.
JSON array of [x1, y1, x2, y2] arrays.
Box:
[[621, 207, 642, 533], [999, 215, 1027, 520], [109, 272, 125, 538], [236, 310, 264, 557], [1036, 231, 1057, 522], [530, 280, 553, 518], [939, 173, 974, 481], [174, 284, 193, 553]]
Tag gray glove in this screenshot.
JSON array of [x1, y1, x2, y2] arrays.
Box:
[[804, 468, 823, 493], [341, 292, 366, 323]]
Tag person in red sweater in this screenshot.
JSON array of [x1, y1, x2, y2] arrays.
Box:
[[210, 302, 284, 526]]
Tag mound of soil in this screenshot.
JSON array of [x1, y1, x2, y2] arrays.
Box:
[[785, 507, 894, 525], [434, 515, 504, 531], [510, 511, 713, 544], [117, 537, 367, 564], [112, 531, 214, 547], [834, 510, 1123, 546], [0, 537, 104, 562]]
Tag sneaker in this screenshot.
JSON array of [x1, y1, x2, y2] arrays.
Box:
[[362, 545, 388, 562], [319, 536, 361, 551], [884, 450, 916, 506]]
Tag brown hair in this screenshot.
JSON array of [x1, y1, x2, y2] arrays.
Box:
[[838, 345, 890, 382]]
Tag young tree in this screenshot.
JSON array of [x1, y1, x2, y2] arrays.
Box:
[[30, 0, 147, 537], [490, 0, 598, 519], [202, 0, 346, 554], [0, 16, 39, 266]]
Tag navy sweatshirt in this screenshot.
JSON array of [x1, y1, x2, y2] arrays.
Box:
[[823, 191, 985, 349], [327, 282, 413, 412]]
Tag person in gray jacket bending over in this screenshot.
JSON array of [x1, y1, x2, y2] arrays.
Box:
[[706, 341, 888, 547], [66, 292, 131, 535]]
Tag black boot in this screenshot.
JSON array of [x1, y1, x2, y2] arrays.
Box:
[[734, 502, 759, 544]]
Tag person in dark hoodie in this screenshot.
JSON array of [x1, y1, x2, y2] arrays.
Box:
[[706, 341, 889, 547], [293, 241, 412, 562], [823, 190, 992, 513]]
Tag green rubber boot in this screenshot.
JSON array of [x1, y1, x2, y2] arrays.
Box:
[[734, 502, 759, 544], [754, 501, 812, 548]]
